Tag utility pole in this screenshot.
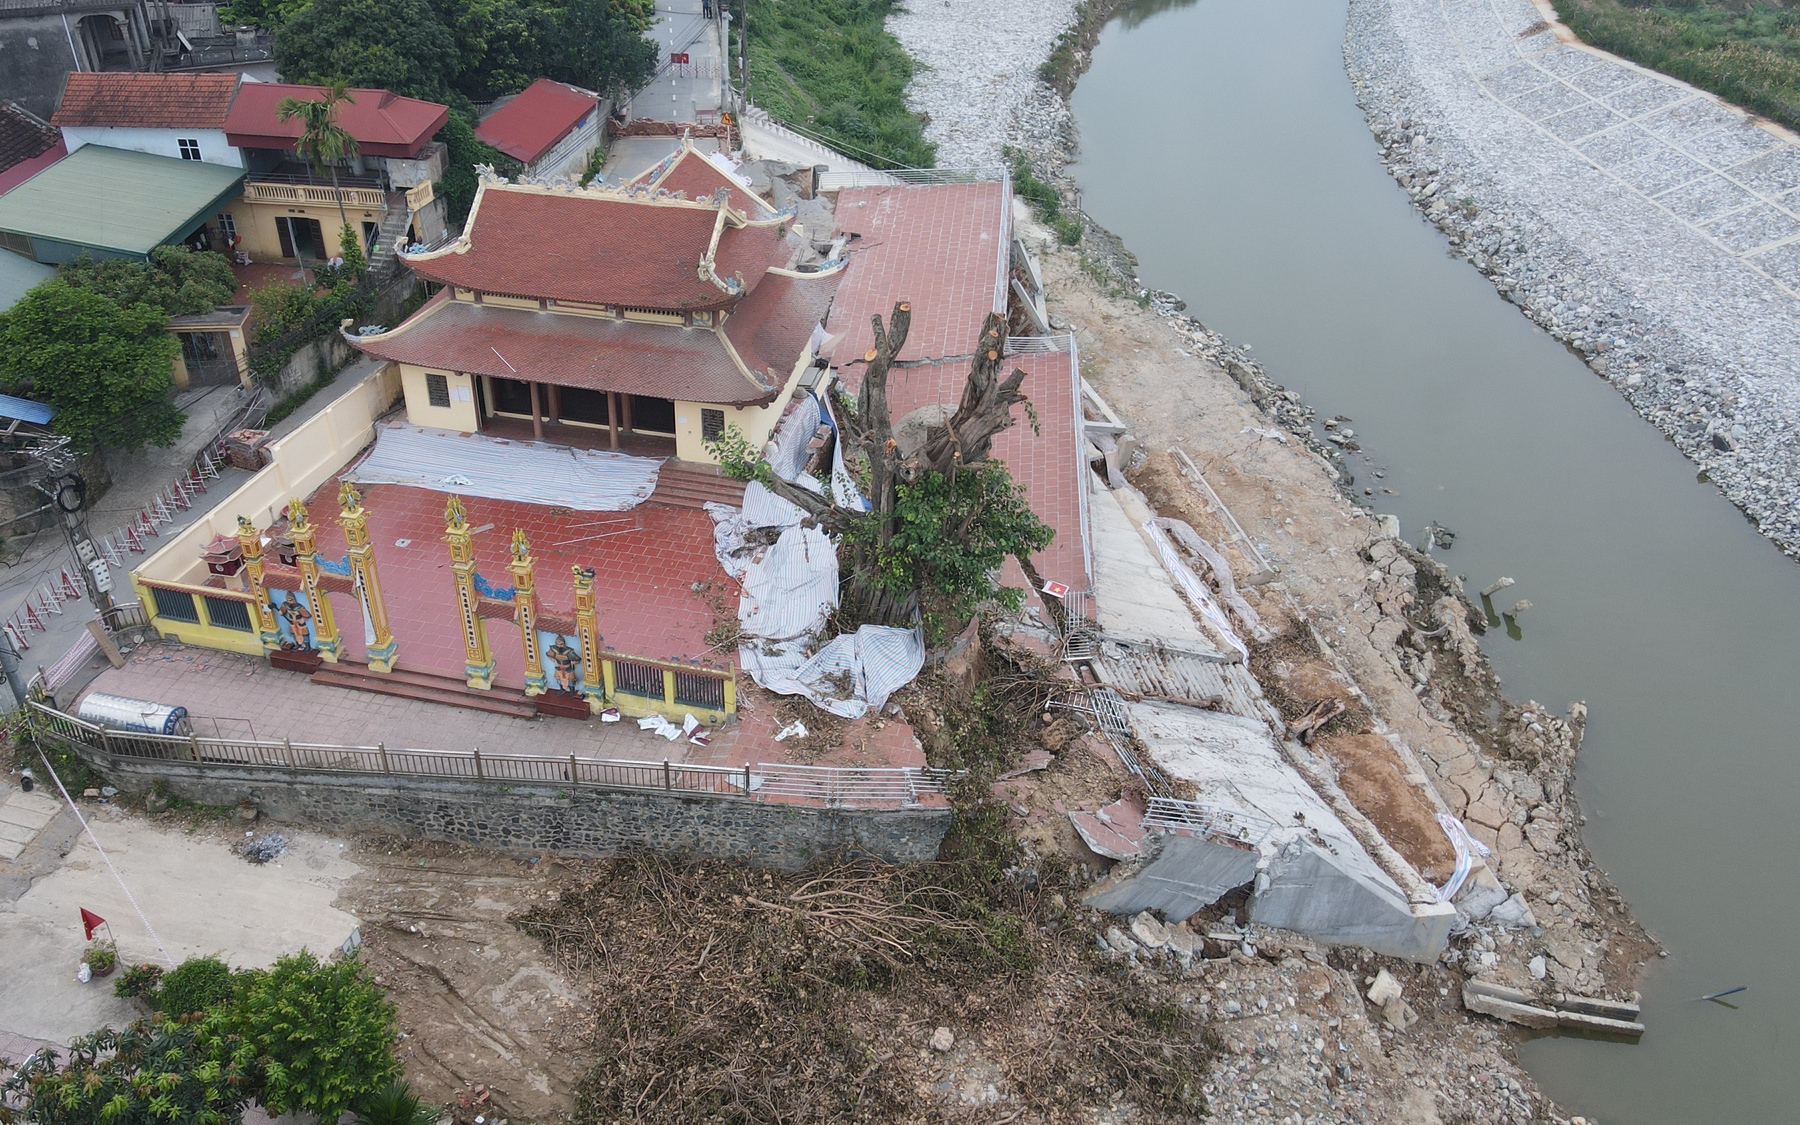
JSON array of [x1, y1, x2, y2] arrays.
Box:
[[0, 634, 26, 708]]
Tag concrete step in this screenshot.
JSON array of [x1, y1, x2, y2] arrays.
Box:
[[310, 663, 537, 718]]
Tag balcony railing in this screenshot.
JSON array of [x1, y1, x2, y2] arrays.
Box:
[[405, 180, 434, 212], [242, 181, 390, 210]]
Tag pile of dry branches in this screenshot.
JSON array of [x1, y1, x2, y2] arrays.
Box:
[[514, 852, 1213, 1124]]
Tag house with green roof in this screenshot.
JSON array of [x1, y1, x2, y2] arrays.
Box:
[[0, 144, 243, 264]]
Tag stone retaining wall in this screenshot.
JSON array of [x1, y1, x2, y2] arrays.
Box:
[[89, 752, 950, 868]]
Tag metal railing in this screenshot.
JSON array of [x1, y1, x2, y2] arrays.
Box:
[[26, 700, 947, 809], [1143, 796, 1277, 848]]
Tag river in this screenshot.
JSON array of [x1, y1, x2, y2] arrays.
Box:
[[1067, 0, 1800, 1120]]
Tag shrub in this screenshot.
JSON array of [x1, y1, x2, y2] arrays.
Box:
[[155, 954, 236, 1018], [227, 950, 400, 1122], [352, 1081, 439, 1125], [115, 961, 165, 999]]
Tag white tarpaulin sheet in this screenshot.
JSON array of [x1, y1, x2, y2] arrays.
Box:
[[347, 425, 664, 510], [768, 394, 821, 482], [711, 495, 924, 720]]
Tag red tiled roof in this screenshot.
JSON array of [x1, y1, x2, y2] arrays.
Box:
[[404, 184, 787, 309], [224, 83, 448, 158], [350, 291, 773, 404], [474, 79, 598, 165], [826, 182, 1010, 366], [0, 102, 60, 188], [723, 270, 840, 384], [51, 73, 239, 129], [638, 145, 772, 218], [878, 344, 1087, 595]]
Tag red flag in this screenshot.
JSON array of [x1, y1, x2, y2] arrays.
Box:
[[80, 908, 105, 941]]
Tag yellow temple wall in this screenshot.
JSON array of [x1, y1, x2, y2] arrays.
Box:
[[398, 364, 481, 432], [674, 346, 819, 464], [133, 363, 404, 592]]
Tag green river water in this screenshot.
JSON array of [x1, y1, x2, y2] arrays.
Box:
[[1067, 0, 1799, 1119]]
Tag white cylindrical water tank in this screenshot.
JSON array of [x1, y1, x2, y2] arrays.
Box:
[[76, 693, 192, 737]]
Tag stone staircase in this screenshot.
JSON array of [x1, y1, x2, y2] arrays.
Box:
[[651, 461, 748, 510], [310, 662, 537, 718], [367, 204, 416, 278]]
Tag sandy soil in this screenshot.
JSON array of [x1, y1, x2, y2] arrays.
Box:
[[0, 801, 360, 1044]]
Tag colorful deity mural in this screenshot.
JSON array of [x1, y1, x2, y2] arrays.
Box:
[[268, 589, 317, 651]]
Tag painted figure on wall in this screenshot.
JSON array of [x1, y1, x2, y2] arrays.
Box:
[[544, 633, 581, 693], [270, 589, 316, 650]]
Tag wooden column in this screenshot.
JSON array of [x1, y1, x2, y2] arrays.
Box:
[[445, 495, 496, 689], [621, 393, 634, 435], [236, 515, 282, 652], [529, 381, 544, 441], [572, 564, 605, 712], [607, 392, 620, 450], [287, 498, 342, 662], [510, 529, 546, 696], [338, 481, 398, 672], [546, 385, 561, 424]]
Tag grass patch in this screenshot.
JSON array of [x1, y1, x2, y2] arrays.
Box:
[[1554, 0, 1800, 133], [741, 0, 935, 168], [1005, 146, 1083, 245]]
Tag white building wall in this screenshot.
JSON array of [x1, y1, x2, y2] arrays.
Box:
[[528, 110, 604, 181], [59, 126, 244, 168]]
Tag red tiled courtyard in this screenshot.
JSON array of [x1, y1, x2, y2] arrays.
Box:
[[288, 480, 732, 690]]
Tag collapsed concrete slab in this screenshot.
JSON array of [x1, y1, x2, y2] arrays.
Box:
[[1082, 702, 1456, 961]]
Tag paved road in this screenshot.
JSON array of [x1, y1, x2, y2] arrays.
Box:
[[626, 0, 728, 123]]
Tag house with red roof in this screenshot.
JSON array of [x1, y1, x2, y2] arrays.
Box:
[[474, 78, 607, 181], [347, 141, 841, 466], [40, 72, 452, 269]]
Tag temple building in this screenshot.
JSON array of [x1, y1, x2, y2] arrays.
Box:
[[346, 141, 843, 465]]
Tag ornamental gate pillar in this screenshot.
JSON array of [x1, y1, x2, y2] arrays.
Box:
[[236, 515, 282, 651], [509, 530, 546, 696], [444, 495, 496, 689], [572, 564, 605, 712], [338, 481, 399, 672], [287, 498, 341, 661]]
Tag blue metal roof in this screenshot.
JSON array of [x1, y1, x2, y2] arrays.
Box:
[[0, 393, 54, 425]]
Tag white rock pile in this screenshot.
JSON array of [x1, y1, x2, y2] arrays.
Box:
[[1345, 0, 1800, 557]]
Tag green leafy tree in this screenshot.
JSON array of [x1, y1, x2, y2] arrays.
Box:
[[277, 81, 360, 232], [0, 1016, 259, 1125], [436, 110, 515, 228], [759, 306, 1054, 639], [0, 281, 184, 451], [338, 221, 367, 274], [434, 0, 552, 103], [227, 951, 399, 1122], [550, 0, 658, 99], [57, 247, 238, 316], [275, 0, 459, 102]]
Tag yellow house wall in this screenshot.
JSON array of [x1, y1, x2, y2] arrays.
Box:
[[673, 345, 818, 464], [226, 199, 385, 263], [129, 579, 267, 656], [399, 364, 480, 432], [133, 362, 404, 592]]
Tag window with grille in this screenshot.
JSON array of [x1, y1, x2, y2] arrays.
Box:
[[425, 372, 451, 408], [148, 585, 200, 623], [613, 660, 664, 699], [178, 138, 201, 161], [701, 408, 725, 441], [202, 596, 253, 632], [216, 211, 237, 239]]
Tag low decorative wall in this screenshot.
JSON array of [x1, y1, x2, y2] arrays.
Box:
[[86, 749, 951, 868]]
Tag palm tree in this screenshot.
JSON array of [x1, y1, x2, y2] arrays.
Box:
[[276, 81, 359, 245], [351, 1082, 438, 1125]]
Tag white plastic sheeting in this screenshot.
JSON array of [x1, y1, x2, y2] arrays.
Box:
[[1435, 814, 1493, 904], [710, 486, 924, 720], [768, 394, 822, 482], [347, 426, 664, 511]]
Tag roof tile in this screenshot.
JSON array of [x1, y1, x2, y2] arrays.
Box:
[[474, 79, 598, 165], [404, 183, 787, 309], [826, 182, 1010, 365], [224, 83, 447, 158], [0, 101, 59, 176], [51, 72, 239, 130]]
